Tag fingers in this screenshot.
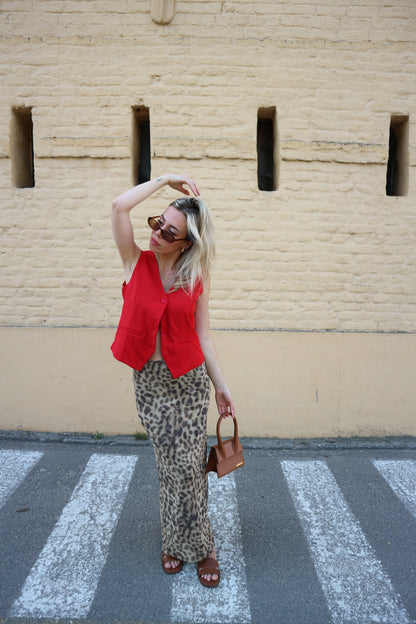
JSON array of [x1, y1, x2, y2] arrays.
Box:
[[228, 405, 236, 419], [178, 178, 200, 197], [218, 404, 235, 419], [175, 184, 190, 195], [167, 174, 200, 197], [187, 178, 201, 197]]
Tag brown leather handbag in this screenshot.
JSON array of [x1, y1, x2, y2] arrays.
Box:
[[206, 415, 245, 478]]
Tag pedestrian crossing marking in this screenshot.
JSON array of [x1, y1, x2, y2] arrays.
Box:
[[9, 453, 137, 619], [0, 450, 43, 509], [281, 460, 410, 624], [374, 460, 416, 519], [2, 450, 416, 623], [170, 472, 251, 624]]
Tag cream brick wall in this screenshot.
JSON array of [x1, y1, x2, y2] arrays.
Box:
[[0, 1, 415, 435]]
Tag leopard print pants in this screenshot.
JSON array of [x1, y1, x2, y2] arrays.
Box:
[[133, 360, 214, 563]]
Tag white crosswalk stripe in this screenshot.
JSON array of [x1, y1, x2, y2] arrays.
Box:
[[281, 460, 410, 624], [2, 451, 416, 623], [373, 460, 416, 518], [0, 450, 43, 509], [9, 453, 137, 619], [170, 472, 251, 624]]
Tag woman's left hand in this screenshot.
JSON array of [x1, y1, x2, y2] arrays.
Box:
[[215, 388, 235, 419], [164, 174, 200, 197]]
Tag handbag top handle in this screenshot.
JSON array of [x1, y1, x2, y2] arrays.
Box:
[[216, 414, 239, 458]]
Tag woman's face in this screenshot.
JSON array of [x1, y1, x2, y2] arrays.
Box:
[[149, 205, 190, 255]]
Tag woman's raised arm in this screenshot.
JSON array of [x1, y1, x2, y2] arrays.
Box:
[[111, 177, 164, 276], [111, 174, 200, 278]]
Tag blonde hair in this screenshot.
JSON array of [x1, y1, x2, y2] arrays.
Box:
[[170, 197, 215, 293]]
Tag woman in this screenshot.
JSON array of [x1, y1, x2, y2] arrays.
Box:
[[111, 173, 235, 588]]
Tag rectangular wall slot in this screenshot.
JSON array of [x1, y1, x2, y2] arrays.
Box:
[[11, 107, 34, 188], [257, 107, 278, 191], [386, 114, 409, 197], [132, 106, 151, 185]]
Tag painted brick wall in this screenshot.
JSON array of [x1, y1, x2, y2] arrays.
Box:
[[1, 0, 415, 332]]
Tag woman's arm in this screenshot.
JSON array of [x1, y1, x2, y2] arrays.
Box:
[[111, 177, 164, 279], [195, 275, 235, 418], [111, 174, 200, 279]]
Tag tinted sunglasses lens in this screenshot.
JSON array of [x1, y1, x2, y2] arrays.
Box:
[[160, 230, 175, 242], [148, 217, 158, 231], [148, 217, 175, 243]]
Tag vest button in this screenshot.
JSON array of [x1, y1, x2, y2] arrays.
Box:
[[162, 332, 167, 338], [161, 298, 167, 304]]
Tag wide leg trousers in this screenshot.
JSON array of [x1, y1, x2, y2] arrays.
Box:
[[133, 361, 214, 562]]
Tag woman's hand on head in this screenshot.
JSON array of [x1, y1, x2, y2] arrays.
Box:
[[163, 174, 200, 197]]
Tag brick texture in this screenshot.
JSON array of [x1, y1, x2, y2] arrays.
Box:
[[1, 0, 415, 332]]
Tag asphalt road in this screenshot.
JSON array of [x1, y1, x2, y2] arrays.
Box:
[[0, 433, 415, 624]]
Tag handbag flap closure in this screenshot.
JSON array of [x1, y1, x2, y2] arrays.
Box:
[[214, 437, 243, 462]]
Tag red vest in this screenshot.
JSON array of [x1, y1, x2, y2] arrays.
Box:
[[111, 250, 204, 378]]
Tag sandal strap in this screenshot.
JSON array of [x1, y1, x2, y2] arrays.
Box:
[[198, 557, 220, 576]]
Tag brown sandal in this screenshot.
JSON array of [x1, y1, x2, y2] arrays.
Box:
[[162, 553, 183, 575], [197, 556, 220, 588]]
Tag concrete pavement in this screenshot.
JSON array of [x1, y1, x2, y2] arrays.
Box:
[[0, 432, 416, 624]]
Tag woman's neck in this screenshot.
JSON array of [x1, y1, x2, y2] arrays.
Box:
[[155, 253, 182, 288], [155, 251, 181, 273]]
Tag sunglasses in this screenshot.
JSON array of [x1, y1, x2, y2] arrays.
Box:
[[148, 216, 188, 244]]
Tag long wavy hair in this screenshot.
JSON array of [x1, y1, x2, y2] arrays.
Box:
[[169, 197, 215, 293]]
